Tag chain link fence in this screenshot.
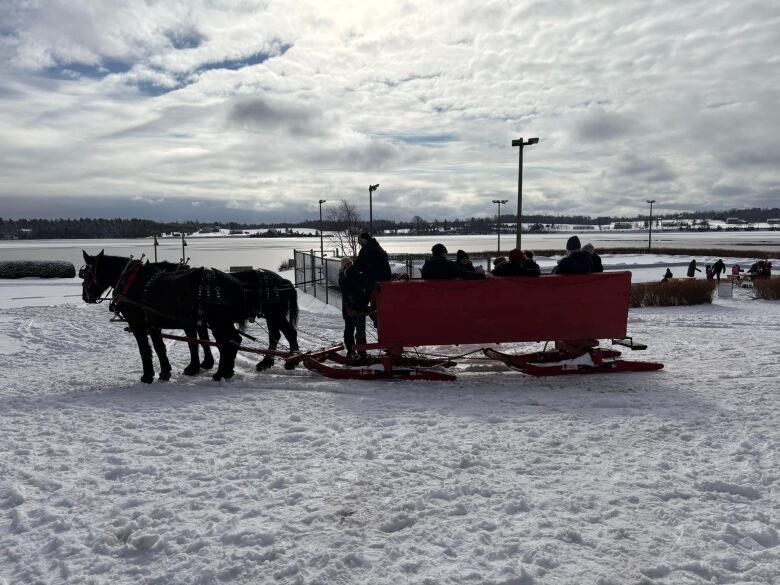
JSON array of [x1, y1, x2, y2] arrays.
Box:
[[293, 249, 501, 309]]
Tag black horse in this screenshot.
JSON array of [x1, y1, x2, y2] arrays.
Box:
[[147, 260, 214, 372], [81, 250, 247, 382], [149, 263, 300, 371], [227, 269, 300, 370]]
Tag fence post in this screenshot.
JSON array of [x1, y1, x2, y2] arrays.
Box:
[[310, 250, 316, 299], [324, 257, 329, 305]]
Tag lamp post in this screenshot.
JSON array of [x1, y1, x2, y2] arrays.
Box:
[[492, 199, 508, 252], [368, 184, 379, 235], [318, 199, 327, 258], [646, 199, 656, 250], [511, 137, 539, 250]]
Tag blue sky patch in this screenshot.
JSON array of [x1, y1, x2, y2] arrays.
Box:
[[44, 57, 131, 80], [195, 43, 291, 73], [390, 134, 458, 145]]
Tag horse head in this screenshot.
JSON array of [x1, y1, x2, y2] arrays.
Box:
[[80, 249, 111, 303]]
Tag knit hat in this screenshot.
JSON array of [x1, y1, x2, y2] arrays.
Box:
[[493, 256, 507, 267], [432, 243, 448, 256], [523, 250, 534, 259], [359, 232, 372, 241], [508, 248, 526, 263], [456, 249, 469, 262], [566, 236, 581, 251], [582, 243, 594, 253]]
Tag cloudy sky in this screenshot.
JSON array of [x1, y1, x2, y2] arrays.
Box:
[[1, 0, 778, 223]]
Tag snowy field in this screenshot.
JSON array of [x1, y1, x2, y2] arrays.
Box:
[[1, 278, 778, 584]]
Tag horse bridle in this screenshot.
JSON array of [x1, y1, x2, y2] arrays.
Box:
[[80, 255, 139, 304], [79, 257, 104, 302]]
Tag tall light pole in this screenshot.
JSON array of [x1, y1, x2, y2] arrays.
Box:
[[368, 184, 379, 235], [492, 199, 508, 252], [318, 199, 327, 258], [511, 137, 539, 250], [646, 199, 656, 250]]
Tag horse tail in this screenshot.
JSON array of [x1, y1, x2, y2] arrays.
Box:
[[286, 284, 299, 327]]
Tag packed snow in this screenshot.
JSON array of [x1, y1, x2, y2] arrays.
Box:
[[0, 275, 778, 585]]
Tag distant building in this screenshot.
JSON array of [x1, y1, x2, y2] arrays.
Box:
[[725, 217, 746, 225], [613, 222, 633, 230], [573, 225, 596, 230], [767, 218, 780, 225]]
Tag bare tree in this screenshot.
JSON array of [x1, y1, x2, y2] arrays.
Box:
[[327, 200, 363, 257]]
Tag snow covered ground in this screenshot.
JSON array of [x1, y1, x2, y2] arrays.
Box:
[[1, 277, 778, 584]]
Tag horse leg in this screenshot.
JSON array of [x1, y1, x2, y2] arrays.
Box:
[[129, 322, 156, 384], [212, 324, 240, 381], [198, 323, 214, 370], [149, 327, 172, 381], [182, 325, 201, 376], [277, 314, 300, 370], [256, 316, 281, 371]]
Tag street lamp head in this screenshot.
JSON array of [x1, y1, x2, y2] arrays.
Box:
[[319, 199, 327, 204], [527, 137, 539, 145], [512, 137, 539, 147], [646, 199, 656, 204], [501, 199, 508, 204], [369, 184, 379, 192]]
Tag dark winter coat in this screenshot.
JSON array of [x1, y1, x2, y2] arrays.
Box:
[[339, 268, 371, 312], [711, 259, 726, 278], [555, 251, 593, 275], [421, 256, 486, 280], [492, 261, 541, 277], [524, 259, 541, 273], [354, 238, 392, 283], [687, 260, 701, 278], [590, 252, 604, 273]]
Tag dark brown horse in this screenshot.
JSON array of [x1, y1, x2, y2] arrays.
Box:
[[81, 250, 247, 382]]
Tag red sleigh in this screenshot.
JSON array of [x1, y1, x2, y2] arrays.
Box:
[[293, 271, 663, 381]]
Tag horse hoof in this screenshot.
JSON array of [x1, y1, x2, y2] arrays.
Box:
[[212, 370, 234, 381], [159, 370, 171, 381], [140, 374, 154, 384], [183, 364, 200, 376], [256, 357, 274, 371], [201, 358, 214, 370]]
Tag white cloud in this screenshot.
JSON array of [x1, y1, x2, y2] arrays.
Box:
[[0, 0, 778, 220]]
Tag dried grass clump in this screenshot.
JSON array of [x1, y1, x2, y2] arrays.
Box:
[[631, 279, 715, 307], [753, 278, 780, 300]]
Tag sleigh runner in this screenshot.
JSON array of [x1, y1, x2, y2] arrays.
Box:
[[299, 271, 663, 380]]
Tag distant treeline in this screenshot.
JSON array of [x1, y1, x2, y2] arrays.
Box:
[[298, 207, 780, 234], [2, 206, 779, 239], [0, 218, 279, 240]]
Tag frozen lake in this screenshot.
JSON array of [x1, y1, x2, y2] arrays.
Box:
[[1, 231, 778, 272]]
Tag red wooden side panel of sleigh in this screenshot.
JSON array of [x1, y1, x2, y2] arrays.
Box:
[[373, 271, 631, 348]]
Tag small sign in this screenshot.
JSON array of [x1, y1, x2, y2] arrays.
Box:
[[718, 282, 733, 298]]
